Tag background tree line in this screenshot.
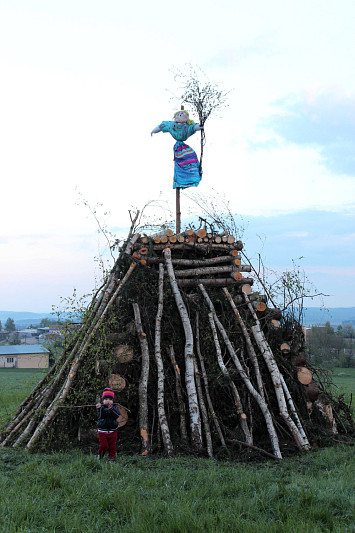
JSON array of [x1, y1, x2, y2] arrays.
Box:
[[0, 318, 16, 332], [307, 322, 355, 369]]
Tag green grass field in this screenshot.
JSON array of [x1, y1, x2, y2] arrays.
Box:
[[0, 369, 47, 427], [0, 368, 354, 532], [331, 367, 355, 406]]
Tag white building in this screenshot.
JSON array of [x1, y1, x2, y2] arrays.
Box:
[[0, 345, 49, 368]]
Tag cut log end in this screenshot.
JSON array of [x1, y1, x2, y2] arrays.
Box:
[[108, 374, 126, 391], [297, 367, 313, 385], [242, 284, 252, 295], [280, 342, 291, 354], [116, 345, 134, 363], [305, 381, 319, 401], [256, 302, 267, 312], [117, 406, 128, 427], [295, 352, 307, 367], [197, 228, 207, 238]]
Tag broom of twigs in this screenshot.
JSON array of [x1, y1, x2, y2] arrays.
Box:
[[172, 64, 230, 175]]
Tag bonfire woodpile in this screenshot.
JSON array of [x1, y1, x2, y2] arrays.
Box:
[[1, 218, 353, 459]]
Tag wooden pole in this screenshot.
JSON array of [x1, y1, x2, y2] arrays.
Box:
[[176, 187, 181, 234], [174, 104, 185, 234]]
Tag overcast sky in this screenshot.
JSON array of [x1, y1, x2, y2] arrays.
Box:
[[0, 0, 354, 312]]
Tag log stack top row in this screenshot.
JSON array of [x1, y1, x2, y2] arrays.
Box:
[[127, 229, 253, 292], [136, 228, 242, 249]]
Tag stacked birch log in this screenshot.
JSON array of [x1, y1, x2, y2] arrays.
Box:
[[1, 226, 352, 458]]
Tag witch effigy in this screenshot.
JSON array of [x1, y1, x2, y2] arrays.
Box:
[[151, 109, 203, 189]]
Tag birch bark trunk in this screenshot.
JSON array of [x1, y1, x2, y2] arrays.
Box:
[[154, 264, 174, 456], [174, 265, 251, 277], [251, 324, 310, 450], [243, 294, 310, 451], [223, 288, 265, 400], [280, 374, 310, 444], [164, 248, 202, 450]]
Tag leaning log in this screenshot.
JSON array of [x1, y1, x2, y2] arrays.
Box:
[[154, 263, 173, 456], [133, 302, 150, 455], [195, 311, 226, 448], [168, 346, 189, 447], [208, 313, 252, 445], [223, 288, 265, 400], [244, 295, 310, 450], [194, 356, 213, 457], [164, 248, 202, 450]]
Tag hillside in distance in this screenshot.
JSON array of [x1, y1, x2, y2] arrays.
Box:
[[0, 311, 59, 329], [302, 307, 355, 327], [1, 308, 355, 329]]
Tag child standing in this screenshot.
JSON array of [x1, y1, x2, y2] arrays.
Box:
[[96, 388, 120, 462]]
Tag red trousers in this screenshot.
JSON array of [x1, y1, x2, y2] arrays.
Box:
[[98, 431, 117, 458]]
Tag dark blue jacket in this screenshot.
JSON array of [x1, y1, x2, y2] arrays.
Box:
[[97, 405, 120, 431]]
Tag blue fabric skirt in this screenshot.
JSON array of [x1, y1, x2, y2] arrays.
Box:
[[173, 141, 202, 189]]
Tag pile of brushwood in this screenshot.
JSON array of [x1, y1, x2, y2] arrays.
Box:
[[1, 218, 354, 460]]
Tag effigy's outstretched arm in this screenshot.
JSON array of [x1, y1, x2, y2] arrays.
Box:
[[194, 124, 203, 132], [151, 126, 162, 136]]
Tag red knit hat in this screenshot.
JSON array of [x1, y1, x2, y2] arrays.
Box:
[[102, 387, 114, 400]]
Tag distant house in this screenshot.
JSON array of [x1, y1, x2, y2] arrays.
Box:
[[0, 345, 49, 369], [18, 329, 40, 345]]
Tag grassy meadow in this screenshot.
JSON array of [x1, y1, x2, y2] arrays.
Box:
[[0, 369, 47, 427], [331, 367, 355, 407], [0, 367, 354, 532]]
